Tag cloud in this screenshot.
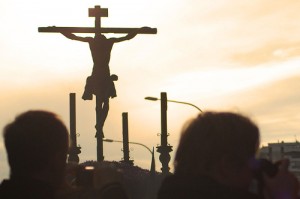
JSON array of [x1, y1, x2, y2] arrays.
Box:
[[172, 0, 300, 67], [230, 41, 300, 66], [219, 75, 300, 143]]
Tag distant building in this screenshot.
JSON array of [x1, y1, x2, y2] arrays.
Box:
[[258, 141, 300, 181]]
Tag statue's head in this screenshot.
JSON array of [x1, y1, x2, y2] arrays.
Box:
[[94, 33, 106, 41]]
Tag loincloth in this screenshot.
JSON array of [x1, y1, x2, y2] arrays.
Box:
[[82, 75, 117, 100]]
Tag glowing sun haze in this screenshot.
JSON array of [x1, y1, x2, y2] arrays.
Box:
[[1, 0, 300, 180]]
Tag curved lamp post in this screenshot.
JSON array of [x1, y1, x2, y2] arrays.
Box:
[[145, 93, 202, 176], [145, 96, 203, 112], [103, 138, 155, 172], [103, 138, 153, 155]]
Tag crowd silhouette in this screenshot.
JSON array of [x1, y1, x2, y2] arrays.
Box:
[[1, 110, 299, 199]]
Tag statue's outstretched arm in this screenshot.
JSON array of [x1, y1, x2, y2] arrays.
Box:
[[112, 32, 137, 43], [61, 32, 91, 42], [112, 27, 151, 43]]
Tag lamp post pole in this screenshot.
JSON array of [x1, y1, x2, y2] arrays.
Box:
[[156, 92, 173, 176]]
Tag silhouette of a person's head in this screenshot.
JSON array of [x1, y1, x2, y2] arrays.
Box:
[[174, 112, 259, 189], [3, 110, 69, 187]]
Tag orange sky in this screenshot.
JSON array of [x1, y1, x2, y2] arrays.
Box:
[[1, 0, 300, 180]]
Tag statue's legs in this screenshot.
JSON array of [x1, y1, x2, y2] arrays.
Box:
[[95, 96, 109, 138], [101, 98, 109, 130], [95, 95, 109, 162]]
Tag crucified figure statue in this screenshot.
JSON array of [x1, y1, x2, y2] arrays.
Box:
[[38, 5, 157, 161], [61, 27, 150, 138]]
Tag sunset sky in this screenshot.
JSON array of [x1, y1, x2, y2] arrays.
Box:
[[1, 0, 300, 180]]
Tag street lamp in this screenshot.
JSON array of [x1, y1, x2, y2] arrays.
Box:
[[103, 138, 153, 155], [145, 93, 203, 176], [145, 96, 203, 112], [103, 138, 155, 172]]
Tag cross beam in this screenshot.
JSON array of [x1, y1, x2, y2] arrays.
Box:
[[38, 5, 157, 34], [38, 27, 157, 34]]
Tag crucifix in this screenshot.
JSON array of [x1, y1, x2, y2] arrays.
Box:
[[39, 5, 157, 162]]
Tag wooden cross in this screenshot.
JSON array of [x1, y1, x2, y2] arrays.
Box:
[[38, 5, 157, 34], [38, 5, 156, 163]]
